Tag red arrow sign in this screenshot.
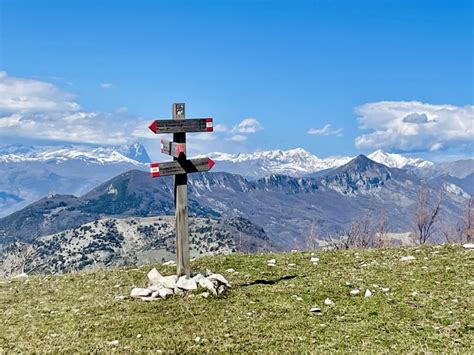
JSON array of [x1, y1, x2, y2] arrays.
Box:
[[150, 157, 215, 177]]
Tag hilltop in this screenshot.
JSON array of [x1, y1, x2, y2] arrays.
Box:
[[1, 244, 472, 352]]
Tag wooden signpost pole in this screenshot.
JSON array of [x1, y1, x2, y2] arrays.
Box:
[[172, 103, 190, 277], [148, 103, 214, 277]]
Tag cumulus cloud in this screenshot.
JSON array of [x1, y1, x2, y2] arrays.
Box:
[[354, 101, 474, 152], [0, 72, 139, 144], [233, 118, 263, 133], [0, 71, 79, 112], [307, 124, 343, 136]]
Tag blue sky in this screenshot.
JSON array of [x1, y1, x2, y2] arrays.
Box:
[[0, 0, 472, 160]]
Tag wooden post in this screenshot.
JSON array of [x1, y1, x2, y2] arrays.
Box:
[[172, 103, 190, 277], [148, 104, 214, 277]]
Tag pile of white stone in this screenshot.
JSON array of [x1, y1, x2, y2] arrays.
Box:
[[130, 268, 231, 301]]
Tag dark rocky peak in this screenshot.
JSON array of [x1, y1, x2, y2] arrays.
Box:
[[318, 155, 392, 194]]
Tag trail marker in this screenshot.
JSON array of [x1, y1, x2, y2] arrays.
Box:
[[148, 103, 215, 277]]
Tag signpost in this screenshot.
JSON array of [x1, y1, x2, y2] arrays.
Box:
[[148, 103, 214, 277]]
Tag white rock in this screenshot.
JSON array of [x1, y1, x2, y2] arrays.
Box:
[[310, 257, 319, 263], [350, 289, 360, 296], [364, 289, 373, 298], [176, 276, 198, 291], [309, 307, 321, 313], [296, 296, 303, 301], [114, 295, 127, 300], [198, 278, 218, 295], [381, 287, 390, 293], [201, 292, 210, 298], [151, 291, 160, 298], [226, 268, 236, 273], [12, 273, 28, 279], [162, 260, 176, 266], [291, 249, 298, 253], [267, 263, 276, 267], [192, 273, 205, 283], [141, 297, 159, 302], [108, 340, 119, 346], [130, 287, 152, 298], [463, 243, 474, 249], [288, 263, 296, 267], [147, 268, 164, 285], [195, 336, 201, 343], [147, 285, 160, 292], [324, 298, 334, 305], [207, 273, 230, 287], [400, 256, 416, 262], [158, 287, 174, 299], [267, 259, 276, 264], [161, 275, 178, 289]]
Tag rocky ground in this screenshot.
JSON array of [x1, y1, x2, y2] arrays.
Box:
[[1, 244, 472, 352], [0, 216, 270, 276]]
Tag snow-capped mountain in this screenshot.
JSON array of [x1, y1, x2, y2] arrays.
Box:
[[0, 142, 150, 165], [208, 148, 352, 178], [0, 142, 150, 217], [367, 149, 433, 169], [207, 148, 433, 178]]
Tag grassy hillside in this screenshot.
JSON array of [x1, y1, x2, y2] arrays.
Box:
[[1, 244, 473, 352]]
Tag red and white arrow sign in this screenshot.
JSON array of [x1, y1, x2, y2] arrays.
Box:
[[149, 158, 215, 177]]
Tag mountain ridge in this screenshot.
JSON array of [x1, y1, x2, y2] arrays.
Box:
[[1, 154, 468, 250]]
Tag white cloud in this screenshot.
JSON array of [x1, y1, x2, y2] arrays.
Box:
[[100, 83, 115, 89], [307, 124, 343, 136], [354, 101, 474, 152], [229, 134, 247, 142], [233, 118, 263, 133], [0, 71, 79, 112], [0, 72, 138, 145], [214, 124, 228, 132]]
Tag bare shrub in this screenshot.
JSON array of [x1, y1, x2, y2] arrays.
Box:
[[466, 197, 474, 243], [325, 212, 388, 250], [305, 222, 320, 250], [412, 188, 442, 244], [442, 197, 474, 244]]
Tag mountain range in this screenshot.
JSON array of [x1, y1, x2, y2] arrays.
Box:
[[0, 143, 149, 217], [207, 148, 436, 178], [0, 142, 472, 221], [1, 154, 470, 254]]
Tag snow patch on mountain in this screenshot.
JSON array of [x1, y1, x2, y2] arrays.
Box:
[[206, 148, 432, 177], [0, 143, 149, 165], [368, 149, 433, 169], [207, 148, 352, 177], [443, 182, 470, 198]]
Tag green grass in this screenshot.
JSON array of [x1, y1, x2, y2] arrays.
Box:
[[1, 244, 473, 352]]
